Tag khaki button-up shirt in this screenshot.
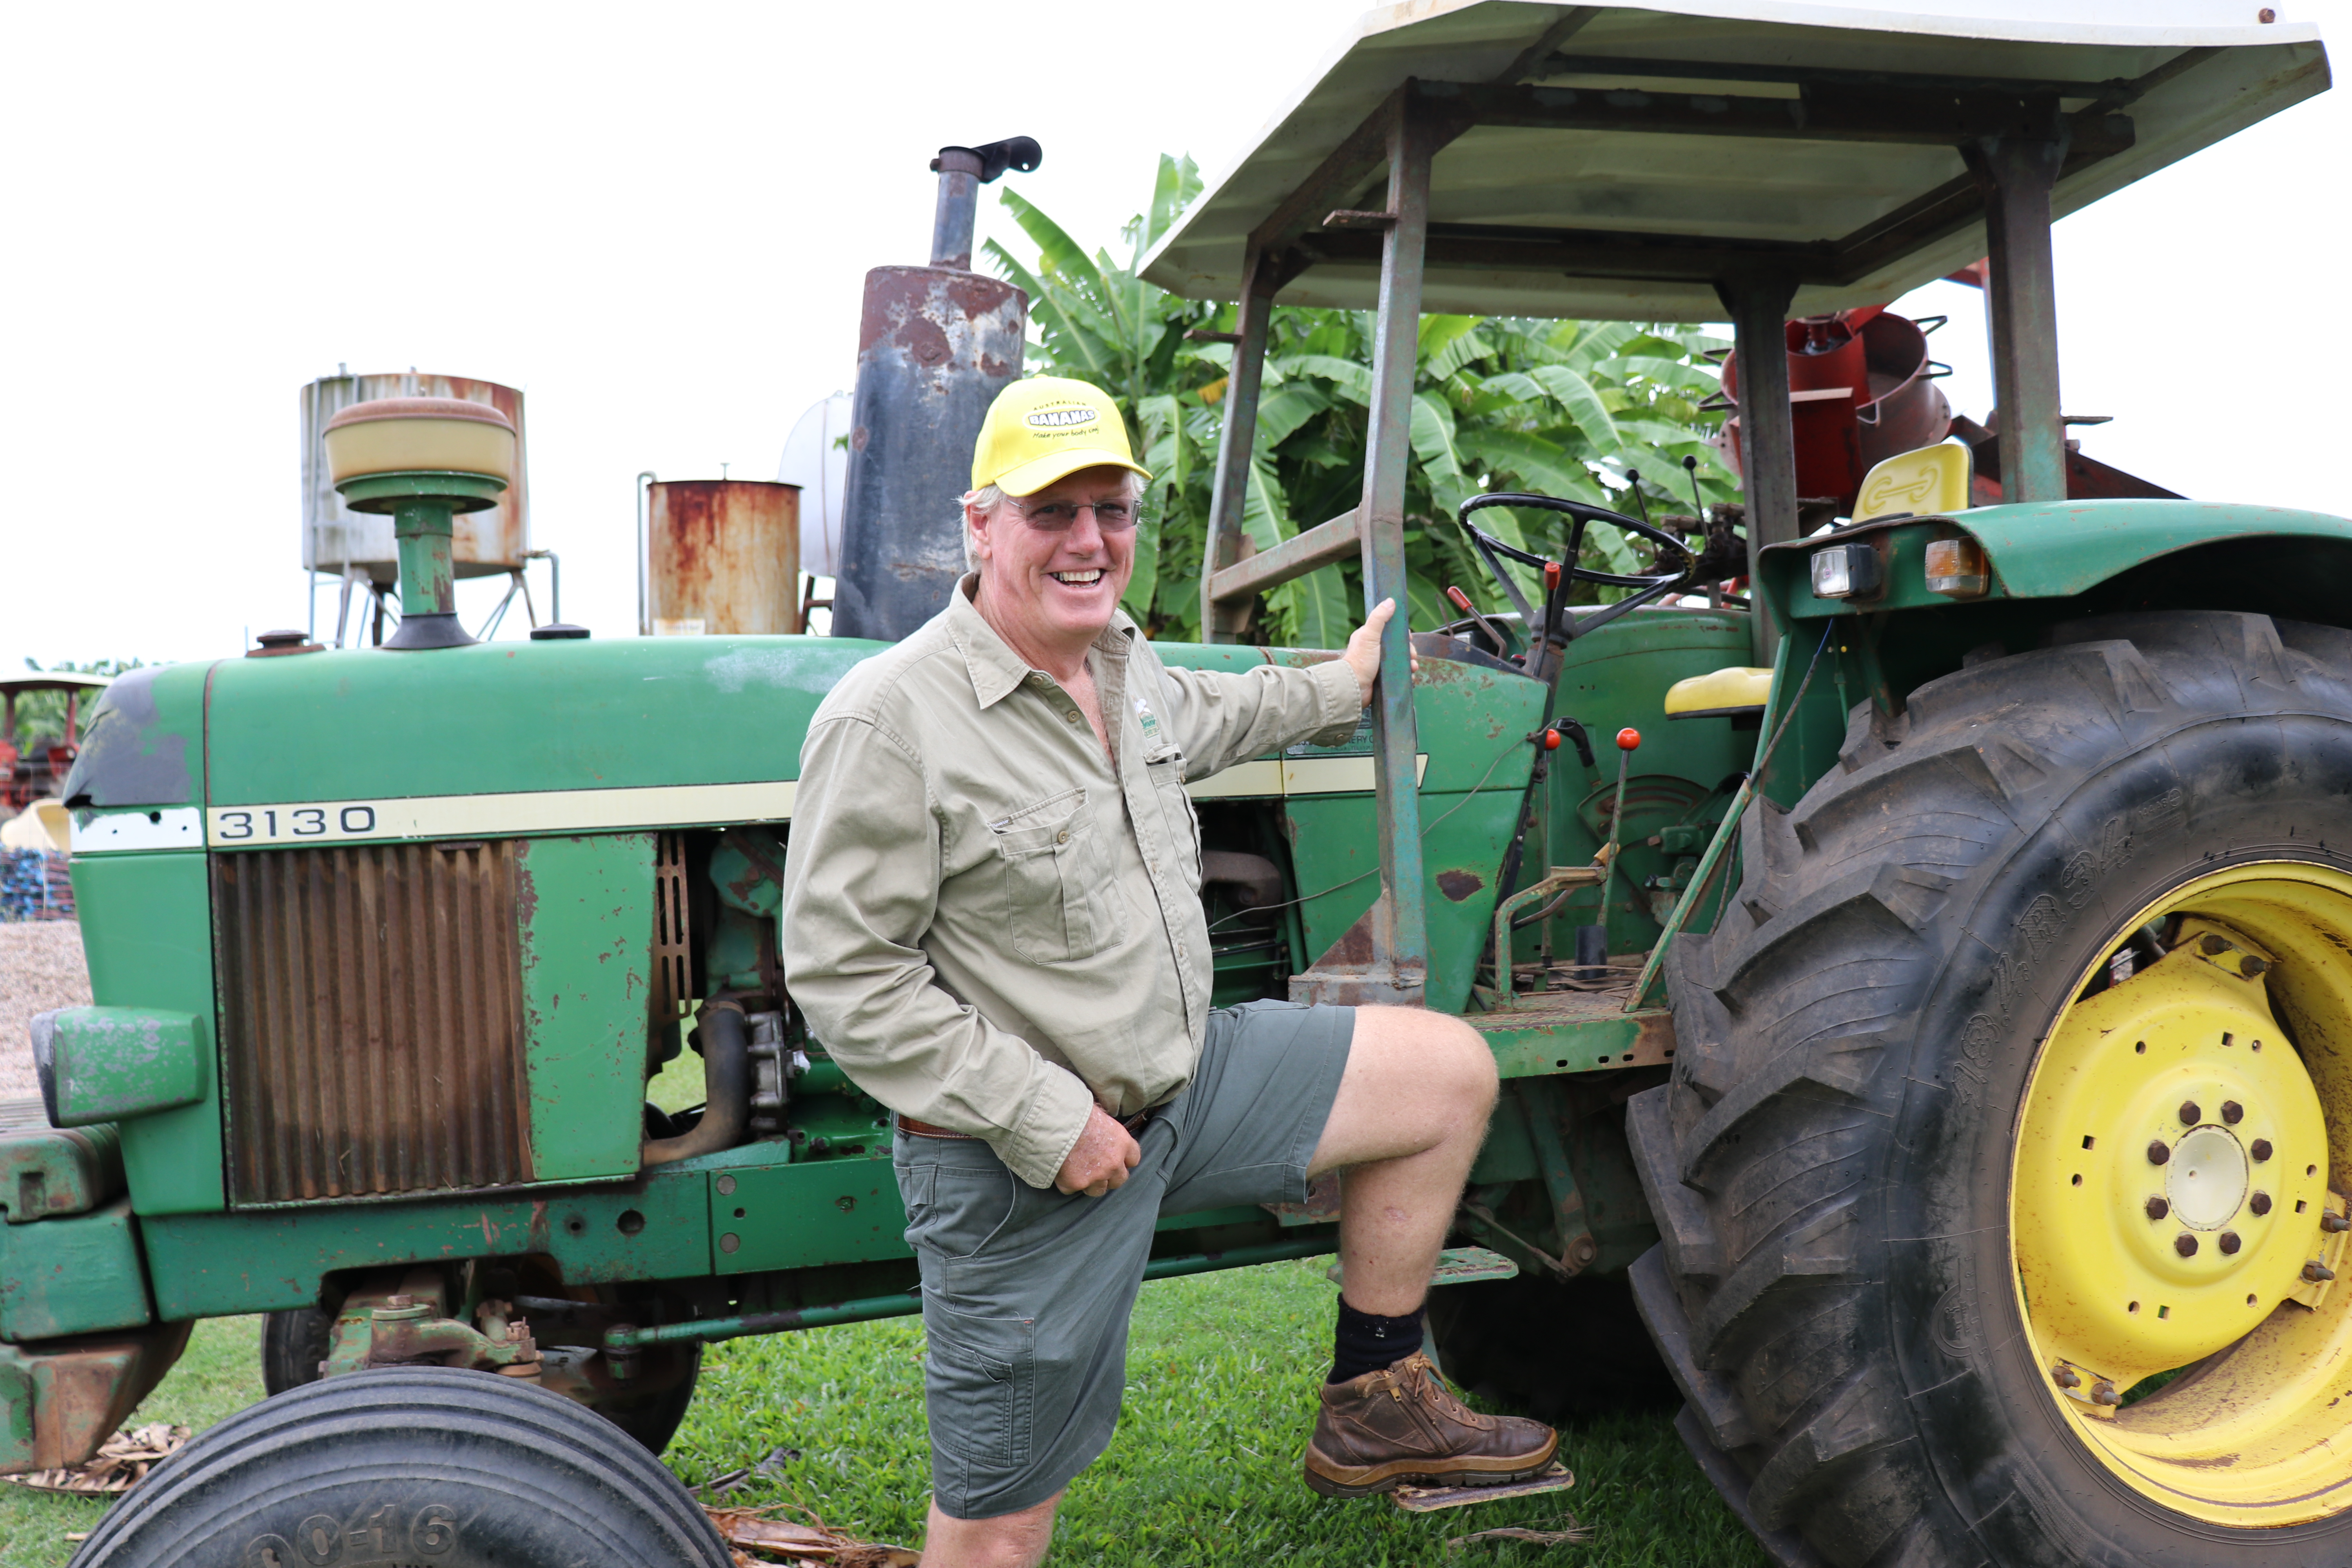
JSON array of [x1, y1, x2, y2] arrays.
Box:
[[781, 577, 1363, 1187]]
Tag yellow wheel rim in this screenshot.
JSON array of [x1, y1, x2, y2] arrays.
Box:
[[2013, 862, 2352, 1525]]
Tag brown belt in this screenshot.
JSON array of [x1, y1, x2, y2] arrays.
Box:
[[897, 1108, 1159, 1140], [897, 1116, 980, 1140]]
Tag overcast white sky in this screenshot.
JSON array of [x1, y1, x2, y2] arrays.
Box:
[[3, 1, 2345, 671]]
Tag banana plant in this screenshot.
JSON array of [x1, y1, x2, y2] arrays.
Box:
[[990, 157, 1740, 646]]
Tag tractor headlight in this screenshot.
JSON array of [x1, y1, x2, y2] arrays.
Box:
[[1924, 537, 1989, 599], [1809, 541, 1882, 600]]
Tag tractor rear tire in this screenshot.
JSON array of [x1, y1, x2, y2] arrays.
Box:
[[1630, 612, 2352, 1567], [67, 1365, 731, 1568]]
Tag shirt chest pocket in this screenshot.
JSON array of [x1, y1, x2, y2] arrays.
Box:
[[991, 788, 1128, 963], [1144, 747, 1201, 889]]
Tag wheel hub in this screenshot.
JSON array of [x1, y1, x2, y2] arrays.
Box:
[[2167, 1125, 2248, 1230], [2012, 872, 2352, 1527]]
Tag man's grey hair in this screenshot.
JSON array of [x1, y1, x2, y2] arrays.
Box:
[[960, 472, 1146, 572]]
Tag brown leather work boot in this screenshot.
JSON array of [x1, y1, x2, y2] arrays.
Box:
[[1303, 1351, 1559, 1498]]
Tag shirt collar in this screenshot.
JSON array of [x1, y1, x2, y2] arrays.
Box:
[[945, 573, 1139, 710]]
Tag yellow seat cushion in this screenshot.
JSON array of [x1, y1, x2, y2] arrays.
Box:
[[1666, 666, 1772, 718]]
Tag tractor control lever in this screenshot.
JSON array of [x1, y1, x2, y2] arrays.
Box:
[[1444, 585, 1514, 659]]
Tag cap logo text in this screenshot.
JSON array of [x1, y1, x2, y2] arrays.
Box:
[[1025, 407, 1099, 430]]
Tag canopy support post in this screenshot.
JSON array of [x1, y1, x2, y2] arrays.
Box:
[[1717, 270, 1799, 668], [1200, 248, 1276, 643], [1323, 99, 1436, 1007], [1965, 134, 2069, 504]]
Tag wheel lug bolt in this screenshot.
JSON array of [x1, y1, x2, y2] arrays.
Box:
[[2145, 1194, 2170, 1220], [2220, 1231, 2242, 1254], [2201, 934, 2229, 955], [2252, 1139, 2273, 1162], [2179, 1100, 2202, 1125], [2304, 1261, 2336, 1283], [2176, 1233, 2200, 1257], [2243, 955, 2269, 976], [2052, 1364, 2081, 1389], [2222, 1101, 2244, 1125], [2251, 1192, 2272, 1216], [2324, 1213, 2350, 1234], [2091, 1381, 2121, 1406], [2149, 1140, 2171, 1165]]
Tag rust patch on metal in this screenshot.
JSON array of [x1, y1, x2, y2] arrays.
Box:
[[1437, 869, 1486, 903], [647, 480, 801, 635], [212, 842, 534, 1204], [0, 1323, 191, 1476]]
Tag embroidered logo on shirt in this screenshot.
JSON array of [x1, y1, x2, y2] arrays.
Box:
[[1134, 697, 1162, 744]]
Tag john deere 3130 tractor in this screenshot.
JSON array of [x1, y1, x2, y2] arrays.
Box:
[[18, 5, 2351, 1566]]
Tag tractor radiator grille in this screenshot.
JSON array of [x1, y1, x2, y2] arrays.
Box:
[[212, 842, 534, 1205]]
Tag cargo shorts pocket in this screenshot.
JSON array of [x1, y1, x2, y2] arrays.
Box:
[[925, 1304, 1035, 1471], [992, 788, 1126, 963]]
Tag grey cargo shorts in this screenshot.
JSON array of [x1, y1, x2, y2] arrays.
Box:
[[892, 999, 1354, 1520]]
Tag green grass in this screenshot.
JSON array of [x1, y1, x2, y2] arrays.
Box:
[[668, 1259, 1768, 1566], [0, 1263, 1766, 1567]]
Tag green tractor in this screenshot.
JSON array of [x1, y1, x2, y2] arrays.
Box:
[[18, 5, 2349, 1565]]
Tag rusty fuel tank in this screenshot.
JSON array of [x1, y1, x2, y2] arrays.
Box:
[[831, 138, 1037, 643], [647, 480, 802, 636]]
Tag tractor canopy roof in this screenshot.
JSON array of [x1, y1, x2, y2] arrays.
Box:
[[1140, 1, 2328, 320], [0, 673, 111, 699]]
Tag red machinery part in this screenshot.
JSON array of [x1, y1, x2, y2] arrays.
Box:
[[1719, 308, 1953, 512]]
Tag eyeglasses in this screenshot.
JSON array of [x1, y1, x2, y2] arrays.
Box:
[[1009, 497, 1140, 532]]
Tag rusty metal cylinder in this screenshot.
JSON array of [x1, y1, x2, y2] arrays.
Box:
[[831, 267, 1027, 642], [647, 480, 802, 636]]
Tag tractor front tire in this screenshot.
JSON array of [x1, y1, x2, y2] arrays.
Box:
[[1632, 612, 2352, 1567], [68, 1366, 731, 1568]]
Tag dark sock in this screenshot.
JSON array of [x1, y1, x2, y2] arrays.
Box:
[[1329, 1296, 1425, 1383]]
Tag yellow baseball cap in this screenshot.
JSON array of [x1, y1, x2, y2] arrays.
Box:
[[970, 376, 1151, 496]]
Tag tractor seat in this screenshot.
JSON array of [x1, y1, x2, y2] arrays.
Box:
[[1665, 666, 1771, 720]]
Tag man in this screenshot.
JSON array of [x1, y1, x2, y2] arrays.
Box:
[[782, 376, 1555, 1567]]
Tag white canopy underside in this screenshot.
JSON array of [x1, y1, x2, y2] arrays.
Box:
[[1140, 0, 2327, 320]]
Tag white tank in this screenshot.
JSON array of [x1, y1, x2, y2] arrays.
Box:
[[301, 372, 529, 584]]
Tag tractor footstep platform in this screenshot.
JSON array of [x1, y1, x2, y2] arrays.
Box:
[[1391, 1462, 1575, 1513], [1327, 1245, 1519, 1290]]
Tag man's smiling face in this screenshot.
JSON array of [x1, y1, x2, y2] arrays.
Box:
[[968, 465, 1139, 663]]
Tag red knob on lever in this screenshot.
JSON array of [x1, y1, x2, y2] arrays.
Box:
[[1617, 728, 1641, 751], [1542, 728, 1562, 751], [1445, 585, 1474, 612], [1543, 561, 1562, 592]]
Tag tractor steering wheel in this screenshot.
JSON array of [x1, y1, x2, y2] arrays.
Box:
[[1455, 491, 1695, 651]]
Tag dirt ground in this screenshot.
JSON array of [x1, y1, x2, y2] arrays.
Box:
[[0, 922, 85, 1099]]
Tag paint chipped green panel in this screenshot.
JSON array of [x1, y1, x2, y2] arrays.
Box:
[[0, 1200, 151, 1341], [48, 1008, 205, 1126], [712, 1159, 910, 1274], [68, 853, 224, 1216], [516, 834, 656, 1183], [201, 637, 886, 807], [140, 1169, 711, 1319]]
